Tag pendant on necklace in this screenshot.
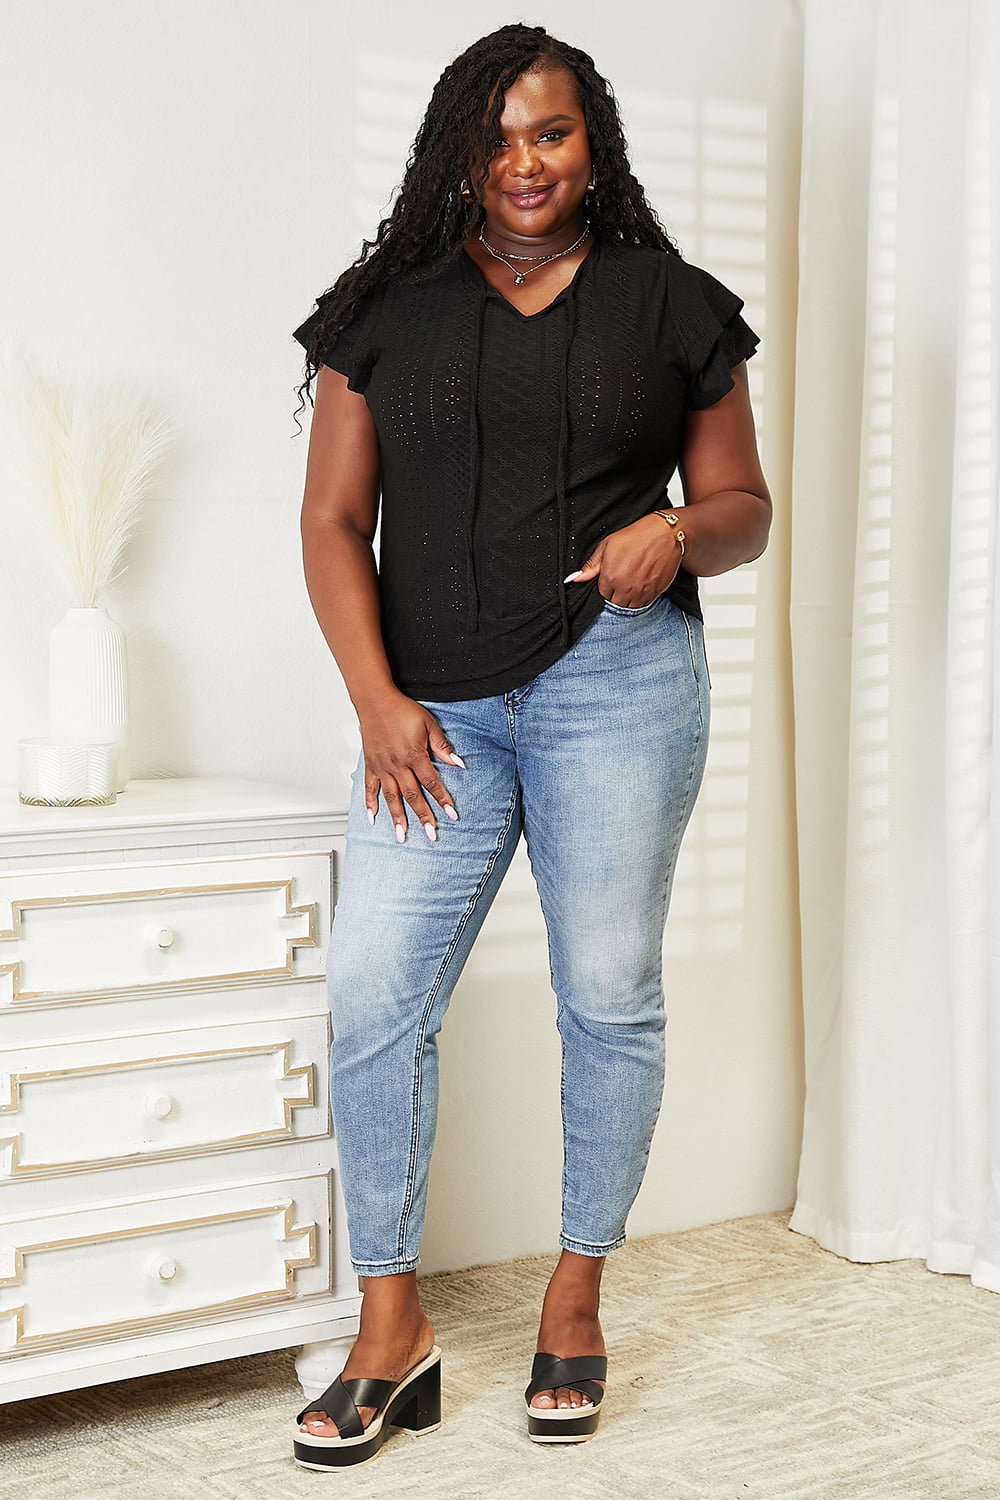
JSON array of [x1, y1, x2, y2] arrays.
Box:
[[514, 273, 525, 285]]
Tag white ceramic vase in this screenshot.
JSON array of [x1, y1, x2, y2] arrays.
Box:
[[48, 607, 130, 790]]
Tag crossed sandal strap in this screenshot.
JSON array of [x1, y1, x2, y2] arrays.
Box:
[[296, 1374, 397, 1438], [525, 1352, 608, 1407]]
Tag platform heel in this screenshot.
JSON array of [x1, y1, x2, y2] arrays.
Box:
[[293, 1345, 442, 1471], [391, 1354, 442, 1435]]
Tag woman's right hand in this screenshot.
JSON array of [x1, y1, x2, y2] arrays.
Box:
[[358, 688, 465, 843]]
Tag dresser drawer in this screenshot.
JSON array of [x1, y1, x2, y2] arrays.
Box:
[[0, 1174, 333, 1355], [0, 1015, 330, 1179], [0, 852, 330, 1007]]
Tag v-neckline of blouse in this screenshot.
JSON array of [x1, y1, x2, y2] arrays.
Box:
[[461, 235, 599, 319]]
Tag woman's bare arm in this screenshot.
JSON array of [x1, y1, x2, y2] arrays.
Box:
[[301, 366, 464, 840], [301, 369, 391, 701], [674, 361, 772, 568]]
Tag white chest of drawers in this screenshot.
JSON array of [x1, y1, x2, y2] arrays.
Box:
[[0, 776, 359, 1403]]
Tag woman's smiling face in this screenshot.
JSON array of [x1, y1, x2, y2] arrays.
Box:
[[477, 66, 592, 248]]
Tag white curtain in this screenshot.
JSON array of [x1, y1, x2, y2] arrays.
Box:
[[788, 0, 1000, 1289]]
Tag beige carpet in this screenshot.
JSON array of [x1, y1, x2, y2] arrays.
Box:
[[3, 1210, 1000, 1500]]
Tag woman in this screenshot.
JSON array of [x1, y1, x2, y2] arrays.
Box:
[[291, 23, 770, 1470]]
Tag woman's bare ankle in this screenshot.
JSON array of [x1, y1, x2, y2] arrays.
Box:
[[541, 1249, 605, 1320], [530, 1251, 606, 1410], [299, 1276, 435, 1437], [350, 1272, 434, 1373]]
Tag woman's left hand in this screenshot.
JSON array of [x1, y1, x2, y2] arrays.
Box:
[[565, 513, 682, 608]]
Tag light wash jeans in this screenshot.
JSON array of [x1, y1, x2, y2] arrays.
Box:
[[327, 593, 710, 1276]]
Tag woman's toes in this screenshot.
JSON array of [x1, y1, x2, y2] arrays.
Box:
[[553, 1386, 593, 1409], [531, 1388, 596, 1409], [301, 1413, 337, 1436], [533, 1387, 597, 1409]]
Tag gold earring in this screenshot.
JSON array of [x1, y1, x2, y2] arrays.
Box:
[[586, 176, 597, 194], [460, 179, 475, 203]]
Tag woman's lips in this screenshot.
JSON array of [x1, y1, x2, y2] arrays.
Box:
[[503, 184, 555, 210]]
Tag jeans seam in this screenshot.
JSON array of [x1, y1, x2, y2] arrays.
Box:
[[558, 997, 568, 1229], [505, 682, 534, 717], [646, 647, 709, 1169], [681, 610, 711, 701], [661, 675, 706, 906], [566, 629, 706, 1253], [680, 612, 708, 732], [504, 695, 517, 748], [395, 772, 521, 1265]]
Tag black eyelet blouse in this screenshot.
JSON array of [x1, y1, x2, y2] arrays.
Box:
[[293, 238, 759, 702]]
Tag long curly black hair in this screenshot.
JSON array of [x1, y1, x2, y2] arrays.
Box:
[[292, 22, 678, 429]]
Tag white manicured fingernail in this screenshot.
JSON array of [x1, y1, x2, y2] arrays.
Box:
[[367, 808, 375, 825], [444, 805, 459, 821], [423, 823, 437, 842], [449, 753, 467, 768], [564, 571, 583, 582], [395, 824, 406, 843]]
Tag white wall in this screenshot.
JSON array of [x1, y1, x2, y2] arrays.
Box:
[[0, 0, 804, 1275]]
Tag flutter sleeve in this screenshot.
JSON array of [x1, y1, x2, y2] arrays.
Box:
[[291, 285, 383, 395], [668, 261, 760, 409]]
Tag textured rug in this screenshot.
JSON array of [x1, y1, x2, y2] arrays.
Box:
[[3, 1210, 1000, 1500]]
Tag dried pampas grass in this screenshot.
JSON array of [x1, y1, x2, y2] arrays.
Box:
[[0, 359, 173, 607]]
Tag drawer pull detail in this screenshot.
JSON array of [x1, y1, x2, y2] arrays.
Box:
[[0, 1197, 321, 1352], [145, 1094, 175, 1121], [0, 861, 325, 1005], [0, 1037, 321, 1178]]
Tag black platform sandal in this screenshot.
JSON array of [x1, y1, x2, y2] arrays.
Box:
[[524, 1352, 607, 1443], [293, 1345, 442, 1471]]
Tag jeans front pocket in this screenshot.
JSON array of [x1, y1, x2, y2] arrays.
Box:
[[601, 593, 662, 617]]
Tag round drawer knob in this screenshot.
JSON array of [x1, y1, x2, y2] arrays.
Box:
[[155, 927, 176, 950], [147, 1256, 177, 1282], [146, 1094, 175, 1120]]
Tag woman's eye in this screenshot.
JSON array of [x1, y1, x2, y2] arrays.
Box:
[[490, 130, 565, 149]]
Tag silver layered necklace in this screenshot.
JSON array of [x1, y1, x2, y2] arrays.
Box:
[[478, 223, 591, 286]]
